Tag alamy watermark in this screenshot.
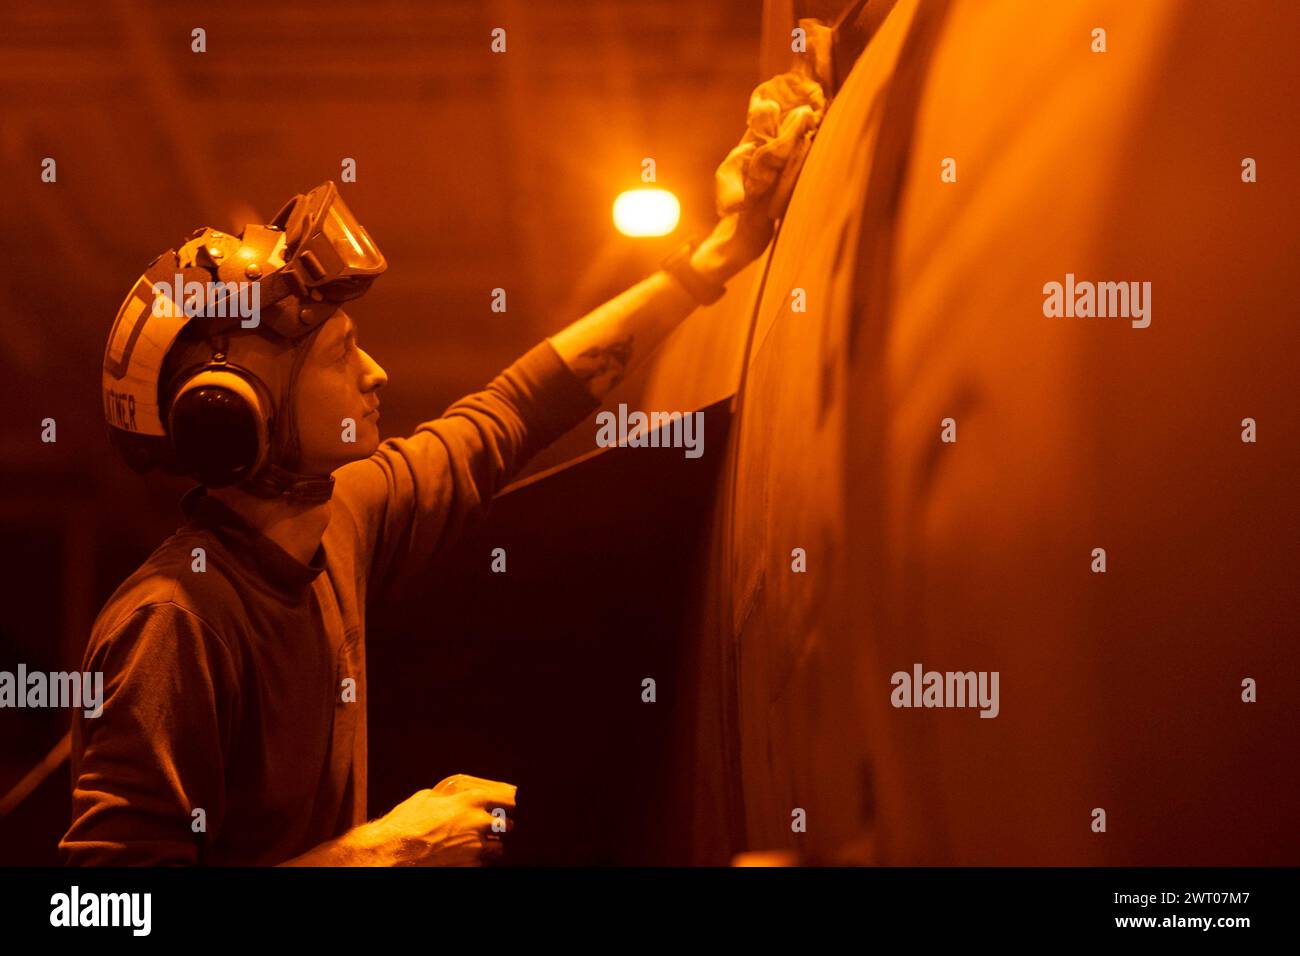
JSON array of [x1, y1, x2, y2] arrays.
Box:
[[595, 403, 704, 459], [0, 665, 103, 717], [890, 663, 1000, 718], [50, 886, 151, 936], [1043, 273, 1151, 328], [152, 273, 261, 328]]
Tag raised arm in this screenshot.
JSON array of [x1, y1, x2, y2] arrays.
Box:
[[331, 208, 776, 607], [549, 207, 773, 399], [332, 64, 822, 605]]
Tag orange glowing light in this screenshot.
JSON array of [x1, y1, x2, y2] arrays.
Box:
[[612, 189, 681, 237]]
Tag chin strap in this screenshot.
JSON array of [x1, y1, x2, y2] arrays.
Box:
[[241, 462, 336, 503], [237, 322, 335, 504]]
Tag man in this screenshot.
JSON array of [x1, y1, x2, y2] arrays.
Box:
[[60, 92, 810, 864]]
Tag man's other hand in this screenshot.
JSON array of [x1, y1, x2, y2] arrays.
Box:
[[361, 776, 517, 866]]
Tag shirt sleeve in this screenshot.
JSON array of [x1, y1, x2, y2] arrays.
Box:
[[331, 338, 598, 606], [59, 602, 240, 867]]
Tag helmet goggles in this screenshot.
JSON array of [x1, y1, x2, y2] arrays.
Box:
[[174, 180, 386, 340], [271, 180, 386, 304]]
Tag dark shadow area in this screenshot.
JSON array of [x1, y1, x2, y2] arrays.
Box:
[[368, 403, 732, 864]]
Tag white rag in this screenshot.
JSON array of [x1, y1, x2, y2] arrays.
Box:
[[715, 24, 831, 220]]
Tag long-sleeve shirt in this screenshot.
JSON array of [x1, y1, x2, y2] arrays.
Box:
[[60, 340, 598, 865]]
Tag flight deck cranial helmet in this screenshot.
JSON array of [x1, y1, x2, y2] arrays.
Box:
[[102, 181, 386, 503]]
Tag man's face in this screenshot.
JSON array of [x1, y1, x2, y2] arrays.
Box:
[[292, 310, 388, 473]]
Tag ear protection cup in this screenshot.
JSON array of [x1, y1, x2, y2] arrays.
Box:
[[167, 367, 272, 488]]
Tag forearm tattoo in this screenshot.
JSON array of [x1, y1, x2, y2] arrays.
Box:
[[571, 334, 635, 397]]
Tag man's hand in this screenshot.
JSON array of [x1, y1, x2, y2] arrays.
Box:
[[690, 206, 777, 287], [715, 70, 827, 221], [358, 775, 517, 866], [548, 71, 824, 401], [692, 69, 827, 286]]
